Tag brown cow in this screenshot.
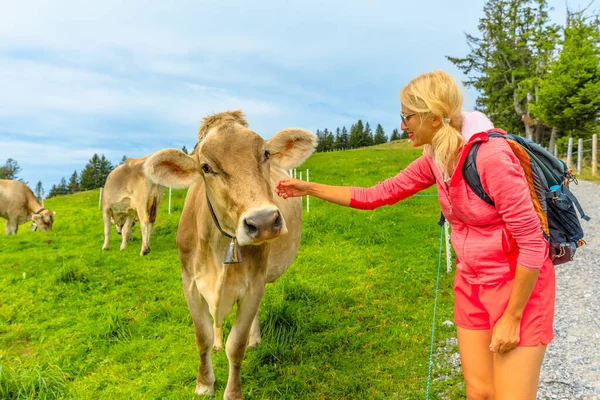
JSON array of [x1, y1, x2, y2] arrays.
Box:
[[101, 156, 165, 256], [0, 179, 55, 235], [144, 111, 316, 399]]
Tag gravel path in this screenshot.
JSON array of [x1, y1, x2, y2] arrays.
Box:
[[537, 179, 600, 400]]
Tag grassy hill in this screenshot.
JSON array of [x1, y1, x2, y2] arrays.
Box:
[[0, 143, 465, 399]]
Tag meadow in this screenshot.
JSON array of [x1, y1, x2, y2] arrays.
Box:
[[0, 142, 465, 399]]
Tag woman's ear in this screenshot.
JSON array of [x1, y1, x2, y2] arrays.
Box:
[[431, 115, 441, 128]]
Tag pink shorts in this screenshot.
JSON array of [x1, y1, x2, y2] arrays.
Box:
[[453, 257, 555, 346]]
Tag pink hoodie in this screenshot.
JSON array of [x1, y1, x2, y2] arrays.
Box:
[[350, 111, 548, 285]]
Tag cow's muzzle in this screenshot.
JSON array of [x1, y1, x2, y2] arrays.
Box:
[[242, 209, 284, 242]]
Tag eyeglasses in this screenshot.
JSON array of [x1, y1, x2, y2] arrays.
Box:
[[400, 112, 416, 127]]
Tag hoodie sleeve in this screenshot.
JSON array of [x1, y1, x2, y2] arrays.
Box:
[[350, 156, 435, 210]]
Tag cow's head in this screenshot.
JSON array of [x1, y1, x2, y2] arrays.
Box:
[[111, 216, 136, 235], [32, 209, 56, 232], [144, 110, 316, 246]]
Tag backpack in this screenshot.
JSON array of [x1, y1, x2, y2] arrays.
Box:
[[462, 129, 591, 265]]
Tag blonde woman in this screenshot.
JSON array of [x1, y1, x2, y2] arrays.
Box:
[[275, 70, 554, 399]]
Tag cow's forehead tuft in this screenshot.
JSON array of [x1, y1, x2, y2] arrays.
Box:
[[198, 110, 248, 141]]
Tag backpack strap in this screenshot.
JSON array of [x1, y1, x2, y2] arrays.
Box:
[[462, 141, 495, 206], [560, 185, 591, 221]]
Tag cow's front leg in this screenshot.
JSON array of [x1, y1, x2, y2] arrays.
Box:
[[182, 272, 216, 396], [5, 218, 18, 235], [224, 286, 265, 400], [120, 216, 135, 250], [102, 211, 111, 249]]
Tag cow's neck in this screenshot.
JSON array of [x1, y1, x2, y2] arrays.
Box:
[[25, 189, 44, 216], [206, 233, 270, 326]]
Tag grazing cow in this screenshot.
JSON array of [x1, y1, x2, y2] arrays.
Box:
[[0, 179, 55, 235], [101, 156, 165, 256], [144, 111, 316, 399]]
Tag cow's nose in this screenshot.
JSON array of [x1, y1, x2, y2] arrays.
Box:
[[243, 210, 282, 240]]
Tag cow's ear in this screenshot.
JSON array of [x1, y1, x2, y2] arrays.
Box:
[[144, 149, 201, 188], [266, 128, 317, 169]]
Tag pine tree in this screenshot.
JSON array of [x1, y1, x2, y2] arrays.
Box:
[[374, 124, 387, 144], [0, 158, 22, 180], [323, 128, 335, 151], [120, 155, 127, 165], [333, 128, 342, 150], [68, 170, 80, 194], [34, 181, 44, 201], [80, 154, 114, 190], [447, 0, 559, 139], [531, 10, 600, 150], [363, 122, 374, 147], [349, 120, 365, 149], [99, 155, 113, 184], [58, 177, 68, 195], [315, 129, 325, 152], [47, 184, 58, 199], [339, 127, 349, 150]]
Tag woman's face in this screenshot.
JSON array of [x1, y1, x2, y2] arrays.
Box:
[[400, 107, 440, 147]]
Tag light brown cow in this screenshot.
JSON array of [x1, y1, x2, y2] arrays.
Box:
[[0, 179, 55, 235], [101, 156, 165, 256], [144, 111, 316, 399]]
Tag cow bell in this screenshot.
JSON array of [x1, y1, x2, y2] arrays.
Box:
[[224, 237, 242, 264]]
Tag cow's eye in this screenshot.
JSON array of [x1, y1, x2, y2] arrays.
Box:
[[201, 163, 213, 174], [264, 150, 270, 161]]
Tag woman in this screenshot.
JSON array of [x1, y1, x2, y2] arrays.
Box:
[[275, 71, 554, 399]]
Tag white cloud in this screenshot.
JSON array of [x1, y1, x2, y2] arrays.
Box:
[[0, 0, 581, 191]]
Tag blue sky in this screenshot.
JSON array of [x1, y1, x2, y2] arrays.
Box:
[[0, 0, 588, 191]]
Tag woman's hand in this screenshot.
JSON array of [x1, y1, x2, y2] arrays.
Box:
[[490, 314, 521, 354], [275, 178, 311, 199]]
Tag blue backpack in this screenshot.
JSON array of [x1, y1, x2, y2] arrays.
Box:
[[462, 129, 590, 265]]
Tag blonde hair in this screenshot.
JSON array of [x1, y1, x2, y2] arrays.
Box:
[[400, 71, 464, 180]]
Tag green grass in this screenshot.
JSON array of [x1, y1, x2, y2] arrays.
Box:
[[576, 164, 600, 184], [0, 144, 465, 399]]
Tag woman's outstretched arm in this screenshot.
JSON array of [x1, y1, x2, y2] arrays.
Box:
[[275, 178, 352, 207]]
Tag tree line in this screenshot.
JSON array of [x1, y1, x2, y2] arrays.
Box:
[[40, 146, 191, 200], [315, 120, 405, 152], [44, 154, 118, 199], [447, 0, 600, 153]]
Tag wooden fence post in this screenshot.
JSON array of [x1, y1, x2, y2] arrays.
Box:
[[593, 134, 598, 177], [567, 137, 573, 170], [306, 169, 310, 213], [577, 138, 583, 175], [168, 188, 172, 214]]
